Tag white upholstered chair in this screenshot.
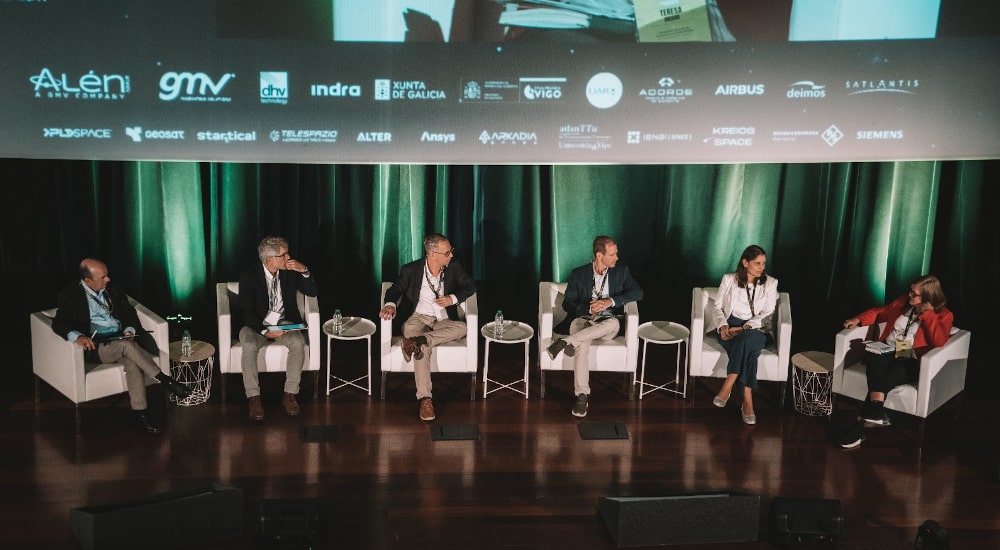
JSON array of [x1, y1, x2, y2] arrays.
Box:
[[537, 282, 640, 400], [832, 323, 970, 439], [379, 282, 478, 401], [30, 298, 169, 434], [689, 287, 792, 406], [216, 282, 321, 402]]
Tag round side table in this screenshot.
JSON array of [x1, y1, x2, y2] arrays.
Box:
[[168, 340, 215, 406], [323, 317, 377, 396], [481, 321, 534, 399], [791, 351, 834, 416], [637, 321, 690, 399]]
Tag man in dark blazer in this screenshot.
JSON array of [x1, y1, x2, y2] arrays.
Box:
[[238, 236, 317, 421], [51, 258, 189, 434], [547, 236, 643, 418], [379, 233, 476, 421]]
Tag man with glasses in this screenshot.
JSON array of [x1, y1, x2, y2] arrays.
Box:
[[238, 236, 317, 421], [51, 258, 191, 434], [547, 236, 643, 418], [379, 233, 476, 421]]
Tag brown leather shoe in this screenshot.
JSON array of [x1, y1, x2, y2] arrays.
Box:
[[282, 392, 300, 416], [248, 396, 265, 421], [419, 398, 435, 421], [401, 337, 417, 362]]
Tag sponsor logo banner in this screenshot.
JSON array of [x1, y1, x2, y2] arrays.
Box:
[[460, 79, 519, 103], [846, 79, 919, 95], [43, 127, 112, 139], [558, 123, 611, 151], [196, 130, 256, 143], [374, 79, 446, 101], [478, 129, 538, 146], [125, 127, 186, 143], [856, 129, 904, 140], [627, 130, 693, 144], [639, 76, 693, 104], [586, 72, 623, 109], [521, 77, 565, 102], [786, 81, 826, 99], [31, 68, 130, 101], [420, 131, 456, 144], [310, 82, 361, 98], [269, 130, 338, 143], [704, 126, 755, 147], [160, 71, 234, 102], [260, 72, 289, 105], [357, 131, 392, 142], [714, 83, 765, 96]]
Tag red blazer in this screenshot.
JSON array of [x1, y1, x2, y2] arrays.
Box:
[[856, 295, 953, 358]]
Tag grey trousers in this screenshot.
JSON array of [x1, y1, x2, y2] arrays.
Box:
[[239, 326, 305, 398], [564, 316, 620, 396], [96, 339, 162, 410]]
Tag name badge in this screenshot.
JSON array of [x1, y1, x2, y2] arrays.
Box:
[[895, 339, 914, 359]]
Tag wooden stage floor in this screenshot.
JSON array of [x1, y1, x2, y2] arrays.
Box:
[[8, 356, 999, 550]]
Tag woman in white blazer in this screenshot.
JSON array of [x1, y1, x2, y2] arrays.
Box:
[[711, 245, 779, 425]]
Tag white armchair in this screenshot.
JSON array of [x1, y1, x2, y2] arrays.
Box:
[[537, 282, 640, 400], [31, 298, 169, 434], [216, 282, 321, 402], [689, 287, 792, 406], [833, 323, 970, 437], [379, 282, 478, 401]]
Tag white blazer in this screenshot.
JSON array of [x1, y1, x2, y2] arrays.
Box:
[[712, 272, 779, 332]]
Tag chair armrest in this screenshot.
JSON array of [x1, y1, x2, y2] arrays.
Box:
[[914, 329, 970, 417], [216, 283, 233, 371], [774, 292, 792, 382], [538, 284, 555, 370], [301, 293, 321, 371], [689, 287, 706, 375], [832, 325, 867, 392], [133, 299, 170, 374], [624, 301, 640, 373], [464, 293, 479, 368], [31, 311, 88, 403]]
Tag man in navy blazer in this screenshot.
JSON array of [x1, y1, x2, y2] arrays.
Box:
[[547, 236, 643, 417], [238, 236, 317, 421], [51, 258, 190, 433], [379, 233, 476, 421]]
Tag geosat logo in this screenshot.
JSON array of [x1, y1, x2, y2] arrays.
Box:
[[159, 72, 235, 101]]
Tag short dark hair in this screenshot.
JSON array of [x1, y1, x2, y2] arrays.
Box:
[[423, 233, 449, 255], [593, 235, 615, 257]]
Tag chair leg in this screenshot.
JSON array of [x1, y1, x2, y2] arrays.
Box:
[[380, 372, 387, 400], [779, 381, 787, 409], [540, 371, 546, 399], [470, 373, 476, 401], [75, 405, 82, 436], [313, 371, 319, 400], [220, 373, 227, 403], [34, 375, 42, 405], [627, 373, 635, 401]]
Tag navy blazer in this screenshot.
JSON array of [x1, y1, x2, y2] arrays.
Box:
[[238, 265, 318, 332], [51, 281, 158, 356], [558, 262, 643, 333], [384, 259, 476, 322]]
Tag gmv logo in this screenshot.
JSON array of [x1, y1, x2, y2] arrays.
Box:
[[159, 72, 234, 100]]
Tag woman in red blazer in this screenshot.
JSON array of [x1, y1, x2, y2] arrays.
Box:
[[838, 275, 953, 448]]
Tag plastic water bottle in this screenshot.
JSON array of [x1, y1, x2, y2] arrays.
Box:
[[181, 329, 192, 357], [494, 310, 504, 337], [332, 309, 343, 335]]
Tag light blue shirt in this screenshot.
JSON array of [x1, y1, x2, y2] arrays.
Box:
[[66, 282, 134, 343]]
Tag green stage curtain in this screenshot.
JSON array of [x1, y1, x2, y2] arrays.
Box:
[[4, 159, 997, 394]]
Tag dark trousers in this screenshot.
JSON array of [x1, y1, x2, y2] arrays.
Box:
[[863, 351, 919, 394], [716, 315, 766, 391]]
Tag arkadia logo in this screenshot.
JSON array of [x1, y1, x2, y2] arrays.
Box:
[[373, 79, 446, 101], [639, 76, 692, 104], [845, 79, 918, 95], [586, 72, 623, 109], [310, 82, 361, 97], [30, 68, 130, 100], [125, 127, 186, 143], [714, 84, 765, 96], [787, 81, 826, 99], [478, 130, 538, 145], [520, 77, 566, 101], [260, 72, 288, 105], [43, 127, 112, 139], [159, 72, 234, 102]]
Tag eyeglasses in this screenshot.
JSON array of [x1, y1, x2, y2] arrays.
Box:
[[270, 252, 290, 259], [909, 290, 922, 298], [432, 249, 455, 257]]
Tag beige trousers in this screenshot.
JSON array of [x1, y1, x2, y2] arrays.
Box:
[[403, 313, 468, 400]]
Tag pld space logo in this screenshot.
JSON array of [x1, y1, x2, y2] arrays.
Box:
[[260, 72, 289, 105]]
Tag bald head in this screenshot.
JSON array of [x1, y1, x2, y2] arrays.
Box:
[[80, 258, 110, 292]]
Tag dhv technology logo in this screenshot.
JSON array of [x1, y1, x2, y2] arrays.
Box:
[[260, 72, 288, 105]]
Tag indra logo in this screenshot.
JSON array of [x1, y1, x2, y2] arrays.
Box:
[[586, 72, 623, 109], [30, 68, 130, 101], [159, 72, 234, 102], [260, 72, 289, 105]]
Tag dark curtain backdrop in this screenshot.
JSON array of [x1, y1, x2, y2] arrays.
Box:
[[4, 159, 996, 399]]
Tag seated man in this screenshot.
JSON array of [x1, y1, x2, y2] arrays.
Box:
[[51, 258, 190, 434], [238, 236, 317, 421], [547, 236, 643, 417], [378, 233, 476, 421]]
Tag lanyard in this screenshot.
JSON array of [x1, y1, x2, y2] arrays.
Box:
[[424, 262, 445, 298], [745, 279, 758, 317], [593, 265, 609, 300], [83, 283, 113, 315], [901, 310, 918, 339]]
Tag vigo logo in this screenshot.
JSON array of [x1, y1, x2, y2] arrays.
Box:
[[159, 72, 234, 101]]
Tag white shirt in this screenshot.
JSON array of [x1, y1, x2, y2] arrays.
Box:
[[415, 265, 447, 321]]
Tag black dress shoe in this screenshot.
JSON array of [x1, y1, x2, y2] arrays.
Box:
[[157, 373, 192, 399], [136, 412, 162, 434]]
